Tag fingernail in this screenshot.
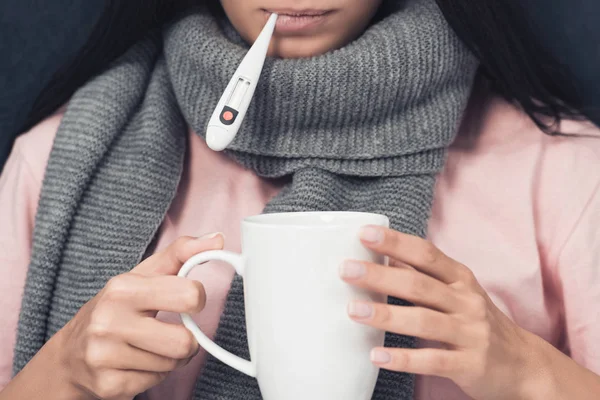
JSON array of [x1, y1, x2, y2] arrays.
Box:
[[348, 302, 373, 319], [360, 226, 383, 244], [371, 349, 392, 364], [339, 261, 366, 279], [198, 232, 225, 241]]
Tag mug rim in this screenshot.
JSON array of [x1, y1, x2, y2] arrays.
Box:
[[243, 211, 389, 229]]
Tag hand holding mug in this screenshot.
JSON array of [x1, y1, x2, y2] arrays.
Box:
[[343, 227, 544, 400], [52, 234, 223, 400]]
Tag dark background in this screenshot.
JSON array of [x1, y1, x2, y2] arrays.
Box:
[[0, 0, 102, 170], [1, 0, 599, 171], [524, 0, 600, 120]]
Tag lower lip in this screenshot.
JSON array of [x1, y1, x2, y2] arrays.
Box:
[[264, 11, 332, 34]]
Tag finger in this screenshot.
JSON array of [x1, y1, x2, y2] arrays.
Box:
[[133, 233, 225, 276], [359, 226, 469, 284], [340, 260, 464, 313], [85, 340, 187, 372], [122, 317, 199, 360], [103, 274, 206, 314], [348, 302, 470, 347], [370, 347, 464, 379]]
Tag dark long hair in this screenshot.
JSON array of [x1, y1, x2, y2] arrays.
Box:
[[21, 0, 585, 135]]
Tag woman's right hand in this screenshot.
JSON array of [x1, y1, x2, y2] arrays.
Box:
[[54, 233, 224, 400]]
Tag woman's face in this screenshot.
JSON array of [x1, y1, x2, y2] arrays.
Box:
[[219, 0, 383, 58]]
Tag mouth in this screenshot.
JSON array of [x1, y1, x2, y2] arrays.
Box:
[[262, 9, 334, 34]]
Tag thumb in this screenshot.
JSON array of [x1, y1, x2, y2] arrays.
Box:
[[132, 233, 225, 276]]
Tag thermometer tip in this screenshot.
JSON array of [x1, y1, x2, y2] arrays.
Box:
[[206, 126, 231, 151]]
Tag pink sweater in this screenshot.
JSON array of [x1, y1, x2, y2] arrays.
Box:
[[1, 95, 600, 400]]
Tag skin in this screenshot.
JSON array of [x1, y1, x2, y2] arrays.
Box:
[[340, 226, 600, 399], [219, 0, 383, 58]]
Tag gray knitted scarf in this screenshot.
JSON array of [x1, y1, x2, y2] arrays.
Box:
[[14, 0, 477, 398]]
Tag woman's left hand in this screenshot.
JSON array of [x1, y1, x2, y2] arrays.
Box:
[[340, 226, 546, 400]]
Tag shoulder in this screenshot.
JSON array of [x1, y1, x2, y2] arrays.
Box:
[[472, 95, 600, 190], [456, 92, 600, 154], [11, 110, 63, 184], [455, 93, 600, 178]]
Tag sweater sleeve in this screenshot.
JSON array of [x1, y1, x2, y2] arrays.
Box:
[[556, 180, 600, 374], [0, 139, 42, 389], [0, 113, 59, 389]]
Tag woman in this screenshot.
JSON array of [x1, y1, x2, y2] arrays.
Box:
[[1, 0, 599, 399]]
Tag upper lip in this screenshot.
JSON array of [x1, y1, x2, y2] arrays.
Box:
[[263, 9, 331, 16]]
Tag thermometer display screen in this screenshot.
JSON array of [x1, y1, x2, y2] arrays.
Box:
[[227, 77, 252, 110]]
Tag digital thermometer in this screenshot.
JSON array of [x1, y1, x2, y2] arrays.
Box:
[[206, 13, 278, 151]]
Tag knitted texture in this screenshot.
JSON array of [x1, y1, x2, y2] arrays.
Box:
[[13, 0, 478, 398]]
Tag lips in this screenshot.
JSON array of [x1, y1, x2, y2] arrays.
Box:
[[265, 9, 330, 17], [262, 9, 333, 34]]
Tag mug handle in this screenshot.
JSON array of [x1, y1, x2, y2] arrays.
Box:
[[177, 250, 255, 377]]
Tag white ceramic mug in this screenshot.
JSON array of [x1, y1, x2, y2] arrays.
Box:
[[178, 211, 389, 400]]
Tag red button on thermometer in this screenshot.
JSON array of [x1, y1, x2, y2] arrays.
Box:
[[206, 13, 278, 151]]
